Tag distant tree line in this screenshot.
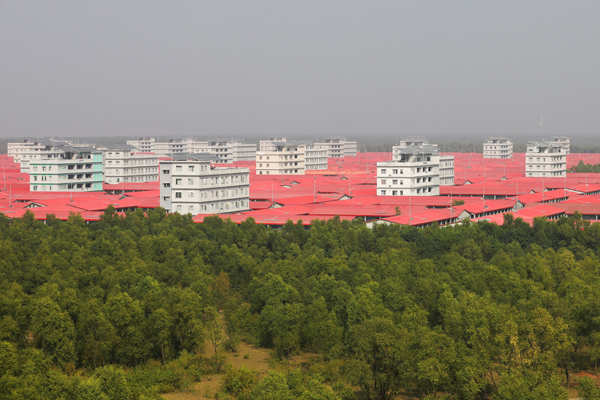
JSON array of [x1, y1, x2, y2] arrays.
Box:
[[570, 161, 600, 173]]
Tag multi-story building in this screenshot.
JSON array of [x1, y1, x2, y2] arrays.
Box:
[[29, 147, 103, 192], [483, 137, 513, 159], [103, 148, 159, 184], [377, 143, 440, 196], [126, 138, 156, 152], [439, 155, 455, 186], [159, 155, 250, 215], [305, 145, 328, 170], [551, 136, 570, 155], [256, 141, 306, 175], [7, 140, 64, 172], [525, 141, 567, 178], [206, 141, 257, 163], [313, 138, 358, 158], [126, 138, 210, 156]]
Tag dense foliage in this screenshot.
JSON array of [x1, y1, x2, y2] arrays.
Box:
[[2, 208, 600, 399], [570, 161, 600, 173]]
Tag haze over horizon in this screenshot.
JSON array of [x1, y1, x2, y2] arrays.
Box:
[[1, 1, 599, 138]]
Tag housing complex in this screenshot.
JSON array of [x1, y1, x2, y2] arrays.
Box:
[[29, 147, 103, 192], [525, 141, 567, 178], [439, 155, 455, 186], [377, 142, 441, 196], [103, 149, 159, 184], [159, 155, 250, 215], [256, 138, 306, 175], [483, 137, 513, 159], [313, 138, 358, 158]]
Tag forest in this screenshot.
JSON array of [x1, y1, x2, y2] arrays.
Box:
[[2, 208, 600, 399]]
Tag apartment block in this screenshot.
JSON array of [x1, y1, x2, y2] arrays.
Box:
[[313, 138, 358, 158], [8, 140, 64, 172], [159, 156, 250, 215], [207, 141, 256, 163], [483, 137, 513, 159], [439, 155, 455, 186], [377, 143, 440, 196], [525, 141, 567, 178], [29, 148, 104, 192], [551, 136, 570, 155], [256, 140, 306, 175], [305, 145, 328, 170], [103, 149, 159, 184], [126, 138, 156, 153]]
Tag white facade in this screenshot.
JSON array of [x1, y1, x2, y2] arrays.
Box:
[[159, 159, 250, 215], [525, 141, 567, 178], [256, 142, 306, 175], [7, 141, 64, 172], [551, 136, 570, 155], [305, 145, 328, 170], [207, 141, 257, 163], [439, 155, 455, 186], [126, 138, 156, 153], [483, 137, 513, 159], [313, 138, 358, 158], [103, 150, 159, 184], [126, 138, 209, 156], [377, 144, 440, 196]]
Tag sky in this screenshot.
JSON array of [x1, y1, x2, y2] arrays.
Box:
[[0, 1, 599, 138]]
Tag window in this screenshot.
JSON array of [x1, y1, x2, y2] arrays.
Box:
[[381, 169, 386, 174], [175, 192, 182, 199], [175, 178, 182, 185], [187, 178, 193, 185], [162, 169, 170, 174], [381, 179, 386, 185], [163, 183, 170, 188], [188, 165, 194, 172], [176, 165, 182, 172]]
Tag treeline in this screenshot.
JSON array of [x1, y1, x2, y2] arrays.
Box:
[[2, 209, 600, 399], [570, 160, 600, 173]]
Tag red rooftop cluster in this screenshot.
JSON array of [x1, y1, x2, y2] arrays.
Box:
[[2, 152, 600, 227]]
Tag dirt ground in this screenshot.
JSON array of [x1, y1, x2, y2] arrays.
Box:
[[162, 342, 317, 400]]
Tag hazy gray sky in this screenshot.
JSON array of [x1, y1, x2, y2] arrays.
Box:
[[1, 1, 599, 138]]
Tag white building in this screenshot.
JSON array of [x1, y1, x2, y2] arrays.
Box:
[[103, 149, 159, 184], [7, 141, 64, 172], [483, 137, 513, 159], [206, 141, 257, 163], [256, 141, 306, 175], [130, 139, 210, 156], [126, 138, 156, 153], [525, 141, 567, 178], [377, 143, 440, 196], [159, 156, 250, 215], [551, 136, 570, 155], [313, 138, 358, 158], [439, 155, 455, 186], [305, 145, 328, 170]]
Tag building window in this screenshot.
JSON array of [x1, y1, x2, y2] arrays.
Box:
[[175, 192, 182, 199]]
